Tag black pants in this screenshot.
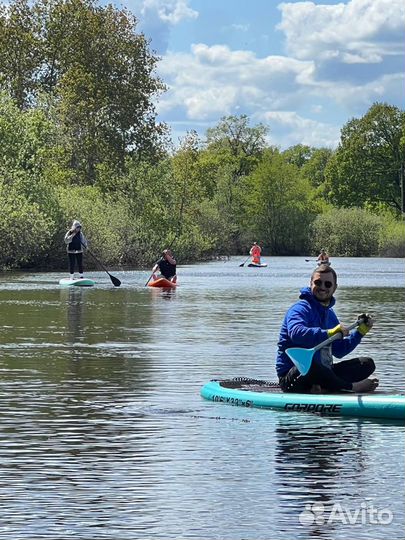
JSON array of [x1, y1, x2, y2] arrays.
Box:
[[278, 357, 375, 393], [68, 252, 83, 274]]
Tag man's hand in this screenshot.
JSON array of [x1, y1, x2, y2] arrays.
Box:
[[357, 313, 374, 336], [327, 323, 349, 338]]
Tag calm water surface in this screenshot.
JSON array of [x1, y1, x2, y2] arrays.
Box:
[[0, 257, 404, 540]]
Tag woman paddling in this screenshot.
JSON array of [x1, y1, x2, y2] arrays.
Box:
[[151, 249, 177, 283], [64, 220, 88, 280]]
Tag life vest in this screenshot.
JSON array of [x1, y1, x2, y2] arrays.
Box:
[[68, 233, 82, 252], [251, 245, 261, 263]]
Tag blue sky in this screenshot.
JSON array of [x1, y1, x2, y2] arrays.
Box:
[[118, 0, 404, 149]]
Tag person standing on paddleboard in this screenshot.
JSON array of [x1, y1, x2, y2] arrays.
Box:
[[249, 242, 262, 265], [64, 220, 88, 280], [276, 264, 378, 394], [152, 249, 177, 282], [317, 248, 330, 266]]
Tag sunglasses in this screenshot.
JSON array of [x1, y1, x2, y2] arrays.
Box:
[[313, 279, 333, 288]]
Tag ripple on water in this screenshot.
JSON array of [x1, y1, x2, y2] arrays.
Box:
[[0, 258, 403, 539]]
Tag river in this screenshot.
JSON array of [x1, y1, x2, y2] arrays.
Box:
[[0, 256, 403, 539]]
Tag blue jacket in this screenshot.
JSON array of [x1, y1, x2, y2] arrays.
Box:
[[276, 287, 363, 377]]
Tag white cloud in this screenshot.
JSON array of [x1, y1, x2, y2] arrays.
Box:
[[314, 72, 404, 113], [129, 0, 198, 53], [229, 23, 250, 32], [261, 111, 340, 148], [277, 0, 405, 67], [141, 0, 198, 25], [157, 44, 315, 120], [148, 0, 403, 149]]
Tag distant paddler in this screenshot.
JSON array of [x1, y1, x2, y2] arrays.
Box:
[[249, 241, 262, 265], [317, 248, 330, 266]]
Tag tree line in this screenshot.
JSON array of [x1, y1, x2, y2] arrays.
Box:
[[0, 0, 404, 270]]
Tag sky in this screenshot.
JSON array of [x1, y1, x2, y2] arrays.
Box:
[[118, 0, 404, 149]]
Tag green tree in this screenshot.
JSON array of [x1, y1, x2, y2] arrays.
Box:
[[0, 0, 41, 108], [0, 0, 167, 184], [301, 147, 334, 188], [51, 0, 167, 182], [171, 131, 203, 239], [206, 114, 268, 174], [282, 144, 313, 168], [324, 103, 405, 212], [246, 149, 319, 254], [0, 182, 54, 268], [204, 115, 269, 251], [0, 92, 61, 218]]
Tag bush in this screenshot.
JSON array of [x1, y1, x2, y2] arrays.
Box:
[[0, 183, 54, 269], [310, 208, 382, 256], [378, 214, 405, 257], [56, 186, 132, 267]]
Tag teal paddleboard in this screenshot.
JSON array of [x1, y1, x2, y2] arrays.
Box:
[[59, 278, 95, 287], [201, 378, 405, 420]]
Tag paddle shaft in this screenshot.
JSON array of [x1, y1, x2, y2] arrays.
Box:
[[239, 255, 251, 267], [313, 319, 362, 352], [79, 241, 121, 287], [145, 261, 160, 287], [286, 318, 366, 376]]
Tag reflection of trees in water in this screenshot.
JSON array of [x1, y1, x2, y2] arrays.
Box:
[[273, 417, 366, 538], [58, 287, 157, 395]]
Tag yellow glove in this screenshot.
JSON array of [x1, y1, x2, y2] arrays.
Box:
[[327, 324, 343, 338], [357, 313, 374, 336]]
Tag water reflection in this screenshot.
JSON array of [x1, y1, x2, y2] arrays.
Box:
[[0, 258, 403, 540], [273, 417, 363, 537], [61, 287, 87, 345], [148, 288, 177, 300]]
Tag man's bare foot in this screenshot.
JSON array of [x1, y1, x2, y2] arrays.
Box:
[[352, 378, 379, 393], [310, 384, 322, 394]]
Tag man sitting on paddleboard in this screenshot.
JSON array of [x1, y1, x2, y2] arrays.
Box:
[[249, 242, 262, 265], [317, 248, 330, 266], [276, 264, 378, 394], [152, 249, 177, 282], [64, 220, 88, 280]]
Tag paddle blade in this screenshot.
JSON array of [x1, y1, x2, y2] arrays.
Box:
[[109, 274, 121, 287], [286, 347, 315, 375], [239, 263, 245, 267]]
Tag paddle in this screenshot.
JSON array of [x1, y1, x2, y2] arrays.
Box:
[[81, 242, 121, 287], [145, 258, 162, 286], [239, 256, 251, 267], [286, 318, 363, 375], [305, 259, 317, 262]]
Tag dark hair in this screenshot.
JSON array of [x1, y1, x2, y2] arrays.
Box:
[[311, 264, 337, 283]]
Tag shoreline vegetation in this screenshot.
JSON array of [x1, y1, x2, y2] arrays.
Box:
[[1, 0, 404, 273]]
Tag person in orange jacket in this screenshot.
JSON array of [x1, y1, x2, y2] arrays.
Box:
[[249, 242, 262, 265]]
